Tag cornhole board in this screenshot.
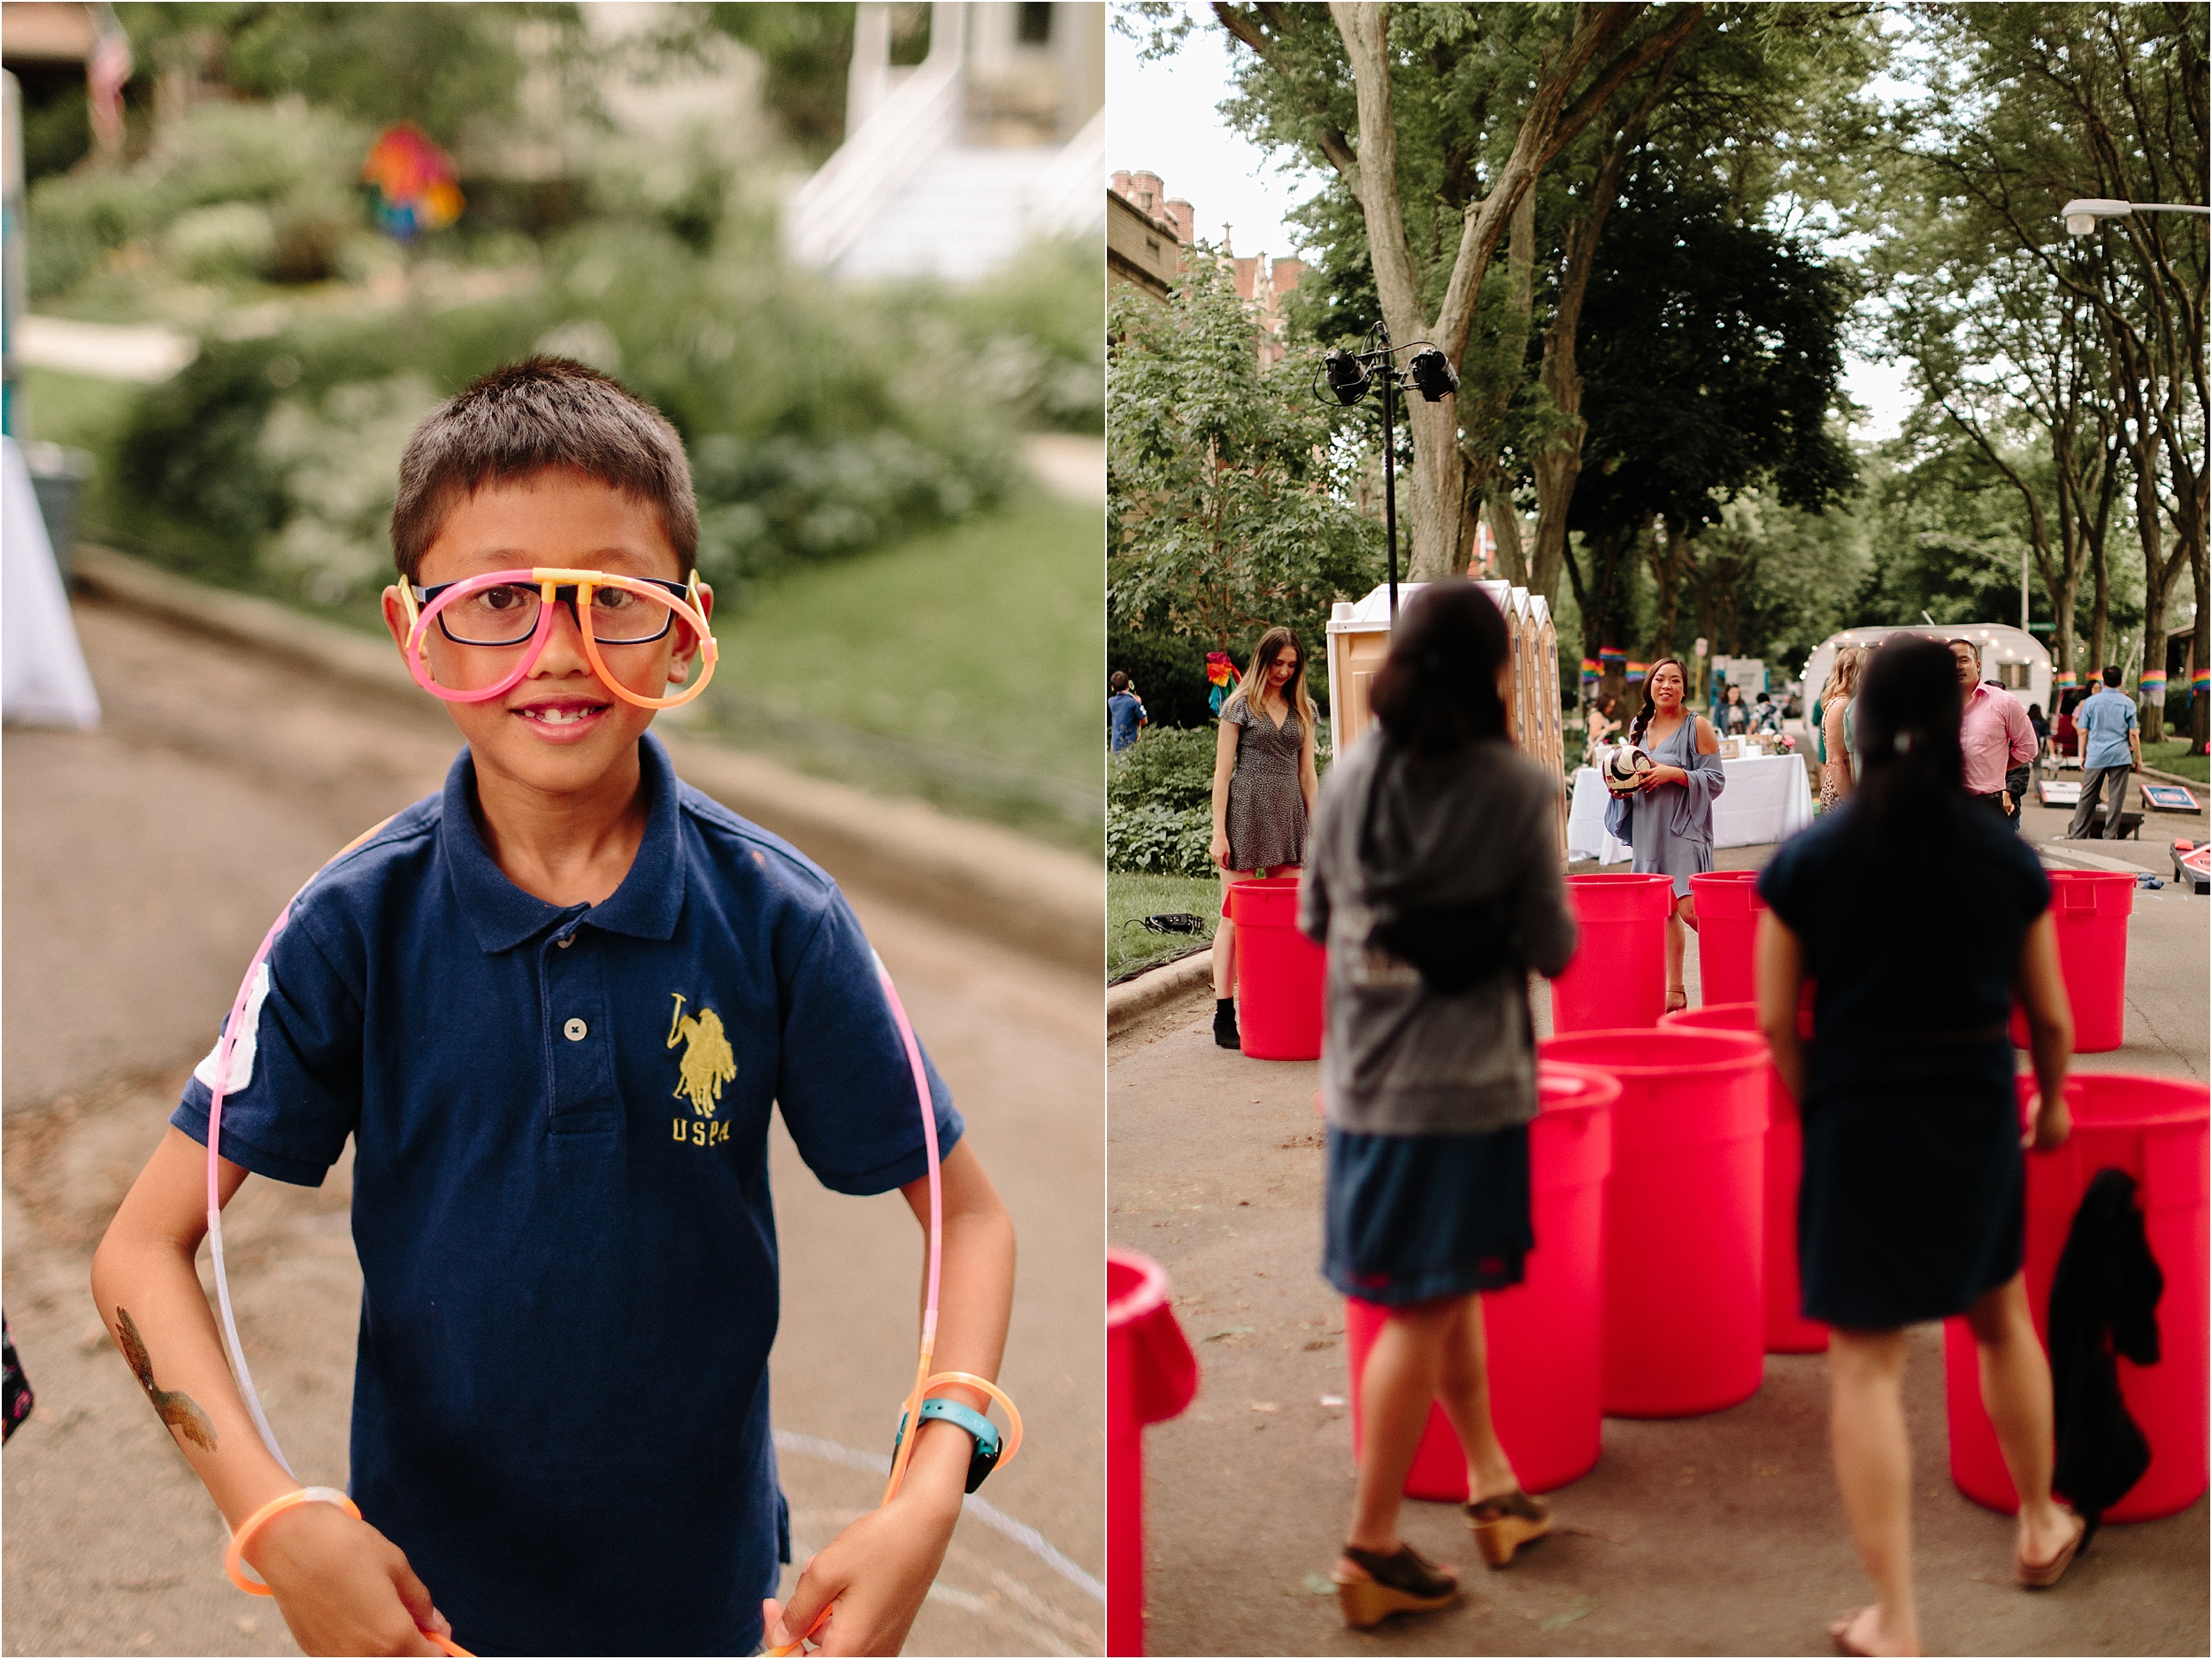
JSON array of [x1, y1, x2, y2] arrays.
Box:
[[2037, 780, 2083, 806], [2176, 841, 2211, 895], [2142, 783, 2200, 814]]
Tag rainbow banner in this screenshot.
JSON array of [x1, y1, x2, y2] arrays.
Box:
[[2139, 671, 2169, 701], [1626, 662, 1649, 684], [1599, 646, 1626, 666], [2054, 669, 2077, 689], [1579, 657, 1600, 682], [2193, 667, 2210, 698]]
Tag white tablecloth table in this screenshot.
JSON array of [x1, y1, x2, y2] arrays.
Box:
[[1566, 752, 1816, 864]]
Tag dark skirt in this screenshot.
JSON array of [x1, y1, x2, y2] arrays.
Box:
[[1323, 1125, 1532, 1306], [1798, 1039, 2024, 1329]]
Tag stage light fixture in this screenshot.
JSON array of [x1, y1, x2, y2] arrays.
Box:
[[1324, 349, 1371, 405], [1409, 347, 1458, 402]]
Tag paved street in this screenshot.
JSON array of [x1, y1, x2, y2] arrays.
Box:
[[3, 596, 1103, 1657], [1110, 792, 2209, 1656]]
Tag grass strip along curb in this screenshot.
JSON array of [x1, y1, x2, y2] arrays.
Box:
[[71, 543, 1101, 974]]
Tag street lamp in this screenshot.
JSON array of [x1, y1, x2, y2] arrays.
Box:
[[1318, 323, 1458, 624], [2062, 197, 2211, 235]]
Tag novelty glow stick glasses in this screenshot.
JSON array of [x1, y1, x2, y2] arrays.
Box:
[[396, 566, 719, 710], [202, 835, 1016, 1659]]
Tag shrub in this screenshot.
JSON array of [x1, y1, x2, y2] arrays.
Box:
[[1107, 801, 1214, 877], [1108, 725, 1217, 813]]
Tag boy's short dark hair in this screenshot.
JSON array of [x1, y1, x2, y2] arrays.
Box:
[[1110, 671, 1129, 693], [390, 357, 699, 582], [2101, 664, 2123, 687]]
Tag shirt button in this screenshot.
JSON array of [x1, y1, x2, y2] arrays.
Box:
[[564, 1018, 588, 1041]]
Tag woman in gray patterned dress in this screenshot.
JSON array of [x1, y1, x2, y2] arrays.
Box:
[[1209, 626, 1322, 1048], [1601, 657, 1724, 1010]]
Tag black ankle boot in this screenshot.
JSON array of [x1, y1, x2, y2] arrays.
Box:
[[1214, 997, 1240, 1050]]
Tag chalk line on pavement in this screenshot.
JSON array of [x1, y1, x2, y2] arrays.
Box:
[[772, 1430, 1105, 1602]]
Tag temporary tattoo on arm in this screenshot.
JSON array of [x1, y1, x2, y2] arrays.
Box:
[[111, 1307, 219, 1452]]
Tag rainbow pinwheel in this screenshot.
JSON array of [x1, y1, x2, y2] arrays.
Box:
[[363, 124, 465, 242], [1206, 650, 1238, 716]]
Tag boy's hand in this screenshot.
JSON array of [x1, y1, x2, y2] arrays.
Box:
[[251, 1501, 451, 1657], [762, 1486, 962, 1656]]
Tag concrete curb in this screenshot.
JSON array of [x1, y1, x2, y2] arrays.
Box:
[[1107, 948, 1214, 1037], [72, 544, 1102, 974], [2141, 765, 2205, 791]]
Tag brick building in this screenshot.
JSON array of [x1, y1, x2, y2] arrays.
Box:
[[1107, 167, 1302, 365]]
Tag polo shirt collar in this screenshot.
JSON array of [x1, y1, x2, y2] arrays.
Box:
[[440, 733, 687, 954]]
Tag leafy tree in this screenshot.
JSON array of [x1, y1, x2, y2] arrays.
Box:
[[1109, 257, 1380, 658], [1127, 1, 1704, 580], [1878, 3, 2207, 747], [112, 4, 576, 150], [699, 5, 859, 161], [1563, 165, 1855, 684], [1272, 4, 1881, 611]]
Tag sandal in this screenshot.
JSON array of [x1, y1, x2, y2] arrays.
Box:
[[1331, 1542, 1458, 1628], [1464, 1487, 1551, 1568], [2016, 1509, 2086, 1588]]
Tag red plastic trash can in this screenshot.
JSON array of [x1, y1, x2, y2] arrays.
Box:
[[1552, 873, 1676, 1033], [1943, 1073, 2209, 1524], [1229, 876, 1325, 1061], [1660, 1002, 1828, 1354], [1344, 1063, 1620, 1499], [1687, 871, 1763, 1008], [2007, 870, 2136, 1054], [1108, 1249, 1199, 1655], [1540, 1028, 1770, 1416]]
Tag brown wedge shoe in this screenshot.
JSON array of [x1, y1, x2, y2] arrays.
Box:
[[1465, 1487, 1553, 1568], [1332, 1542, 1459, 1628]]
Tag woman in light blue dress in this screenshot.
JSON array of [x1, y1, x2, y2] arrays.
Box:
[[1603, 657, 1724, 1009]]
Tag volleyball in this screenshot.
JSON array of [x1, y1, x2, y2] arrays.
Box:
[[1602, 747, 1655, 795]]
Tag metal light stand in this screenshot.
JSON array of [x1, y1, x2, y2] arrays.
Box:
[[1320, 324, 1455, 627]]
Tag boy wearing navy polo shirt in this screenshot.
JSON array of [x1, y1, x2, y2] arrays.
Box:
[[91, 359, 1017, 1657]]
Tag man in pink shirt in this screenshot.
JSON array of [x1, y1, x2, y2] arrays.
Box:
[[1950, 639, 2038, 829]]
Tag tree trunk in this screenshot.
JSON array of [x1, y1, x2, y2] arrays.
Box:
[[2193, 555, 2209, 755], [2137, 462, 2185, 744], [2089, 531, 2109, 678], [1648, 519, 1688, 661], [1324, 0, 1696, 582]]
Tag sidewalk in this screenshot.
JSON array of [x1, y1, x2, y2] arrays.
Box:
[[1109, 813, 2208, 1655]]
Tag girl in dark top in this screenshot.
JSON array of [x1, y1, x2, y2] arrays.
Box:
[[1208, 626, 1321, 1049], [1299, 582, 1578, 1629], [1755, 637, 2081, 1657]]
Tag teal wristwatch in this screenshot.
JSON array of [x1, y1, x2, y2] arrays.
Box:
[[891, 1397, 1002, 1493]]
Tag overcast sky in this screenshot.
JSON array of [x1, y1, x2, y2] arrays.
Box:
[[1104, 12, 1916, 440]]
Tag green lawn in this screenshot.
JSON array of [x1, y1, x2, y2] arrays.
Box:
[[2144, 737, 2208, 784], [683, 493, 1103, 849], [1109, 872, 1221, 981]]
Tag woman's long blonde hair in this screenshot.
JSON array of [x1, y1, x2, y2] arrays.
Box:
[[1821, 645, 1868, 710], [1222, 626, 1318, 732]]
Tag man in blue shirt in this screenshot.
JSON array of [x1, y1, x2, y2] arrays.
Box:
[[2067, 664, 2142, 839], [1108, 670, 1146, 754], [90, 360, 1016, 1657]]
